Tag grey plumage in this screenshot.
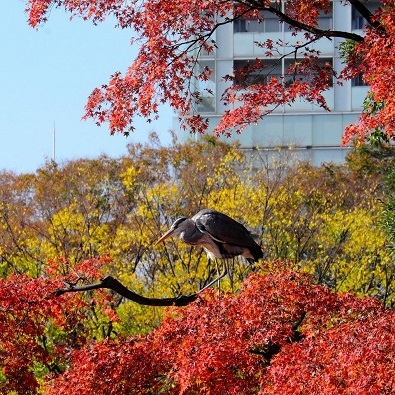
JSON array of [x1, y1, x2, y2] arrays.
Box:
[[156, 208, 262, 266]]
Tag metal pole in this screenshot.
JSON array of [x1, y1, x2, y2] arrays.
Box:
[[53, 122, 56, 163]]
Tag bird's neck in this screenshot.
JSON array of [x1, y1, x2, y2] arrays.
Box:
[[179, 220, 201, 244]]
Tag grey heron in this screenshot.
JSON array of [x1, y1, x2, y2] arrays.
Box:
[[156, 209, 263, 290]]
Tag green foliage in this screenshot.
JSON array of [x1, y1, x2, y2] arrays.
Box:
[[362, 92, 388, 147], [338, 39, 357, 63]]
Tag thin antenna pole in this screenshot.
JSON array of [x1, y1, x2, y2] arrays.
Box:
[[53, 122, 56, 163]]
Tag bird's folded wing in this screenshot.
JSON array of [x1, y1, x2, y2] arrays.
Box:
[[194, 210, 256, 247]]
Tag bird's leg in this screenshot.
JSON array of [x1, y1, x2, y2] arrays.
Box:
[[215, 259, 221, 293], [217, 260, 229, 295], [199, 261, 227, 293], [228, 258, 235, 291]]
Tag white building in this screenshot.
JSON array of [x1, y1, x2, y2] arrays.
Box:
[[176, 1, 379, 165]]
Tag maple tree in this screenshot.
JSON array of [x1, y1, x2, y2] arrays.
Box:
[[0, 258, 118, 394], [26, 0, 395, 143], [42, 266, 395, 395], [0, 137, 394, 392]]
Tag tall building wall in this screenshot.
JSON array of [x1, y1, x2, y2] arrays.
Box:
[[175, 1, 377, 165]]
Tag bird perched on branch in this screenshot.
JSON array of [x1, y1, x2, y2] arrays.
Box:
[[156, 209, 263, 290]]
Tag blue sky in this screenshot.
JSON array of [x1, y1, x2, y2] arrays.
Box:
[[0, 1, 174, 174]]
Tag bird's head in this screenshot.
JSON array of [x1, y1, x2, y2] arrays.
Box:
[[155, 217, 188, 244]]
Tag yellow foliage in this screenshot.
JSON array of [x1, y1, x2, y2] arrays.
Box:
[[0, 136, 393, 336], [120, 165, 142, 192]]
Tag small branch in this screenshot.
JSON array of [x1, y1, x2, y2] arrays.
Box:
[[265, 5, 364, 42], [234, 0, 365, 42], [54, 276, 199, 307], [348, 0, 384, 32], [249, 312, 306, 364]]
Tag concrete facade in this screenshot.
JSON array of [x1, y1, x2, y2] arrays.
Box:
[[175, 1, 379, 165]]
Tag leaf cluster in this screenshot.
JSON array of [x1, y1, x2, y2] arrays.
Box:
[[0, 136, 394, 392], [0, 135, 393, 325], [43, 269, 395, 395], [25, 0, 389, 140]]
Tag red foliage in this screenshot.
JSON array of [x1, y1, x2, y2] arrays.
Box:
[[0, 275, 78, 394], [25, 0, 392, 141], [43, 266, 395, 395], [343, 1, 395, 144], [266, 310, 395, 394], [0, 257, 117, 394]]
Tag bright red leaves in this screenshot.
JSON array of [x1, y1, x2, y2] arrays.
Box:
[[43, 265, 395, 395], [26, 0, 395, 143]]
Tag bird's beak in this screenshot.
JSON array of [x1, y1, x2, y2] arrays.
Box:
[[155, 228, 175, 244]]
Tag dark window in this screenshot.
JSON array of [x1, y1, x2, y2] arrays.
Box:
[[352, 74, 367, 87], [284, 58, 334, 86], [233, 59, 282, 86], [196, 60, 216, 112], [234, 58, 334, 88], [318, 14, 333, 30], [234, 10, 281, 33]]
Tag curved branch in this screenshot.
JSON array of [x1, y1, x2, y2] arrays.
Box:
[[265, 5, 364, 42], [54, 276, 199, 306], [233, 0, 365, 42]]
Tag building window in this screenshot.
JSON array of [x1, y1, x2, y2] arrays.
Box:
[[234, 10, 281, 33], [234, 4, 334, 33], [352, 74, 367, 87], [284, 6, 333, 31], [196, 60, 216, 113], [234, 58, 334, 88], [284, 58, 334, 86], [233, 59, 282, 86], [317, 13, 333, 30], [352, 14, 365, 30]]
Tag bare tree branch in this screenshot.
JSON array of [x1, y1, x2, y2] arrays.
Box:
[[54, 276, 199, 306], [249, 312, 307, 365], [233, 0, 369, 42], [266, 4, 364, 42], [348, 0, 384, 32]]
